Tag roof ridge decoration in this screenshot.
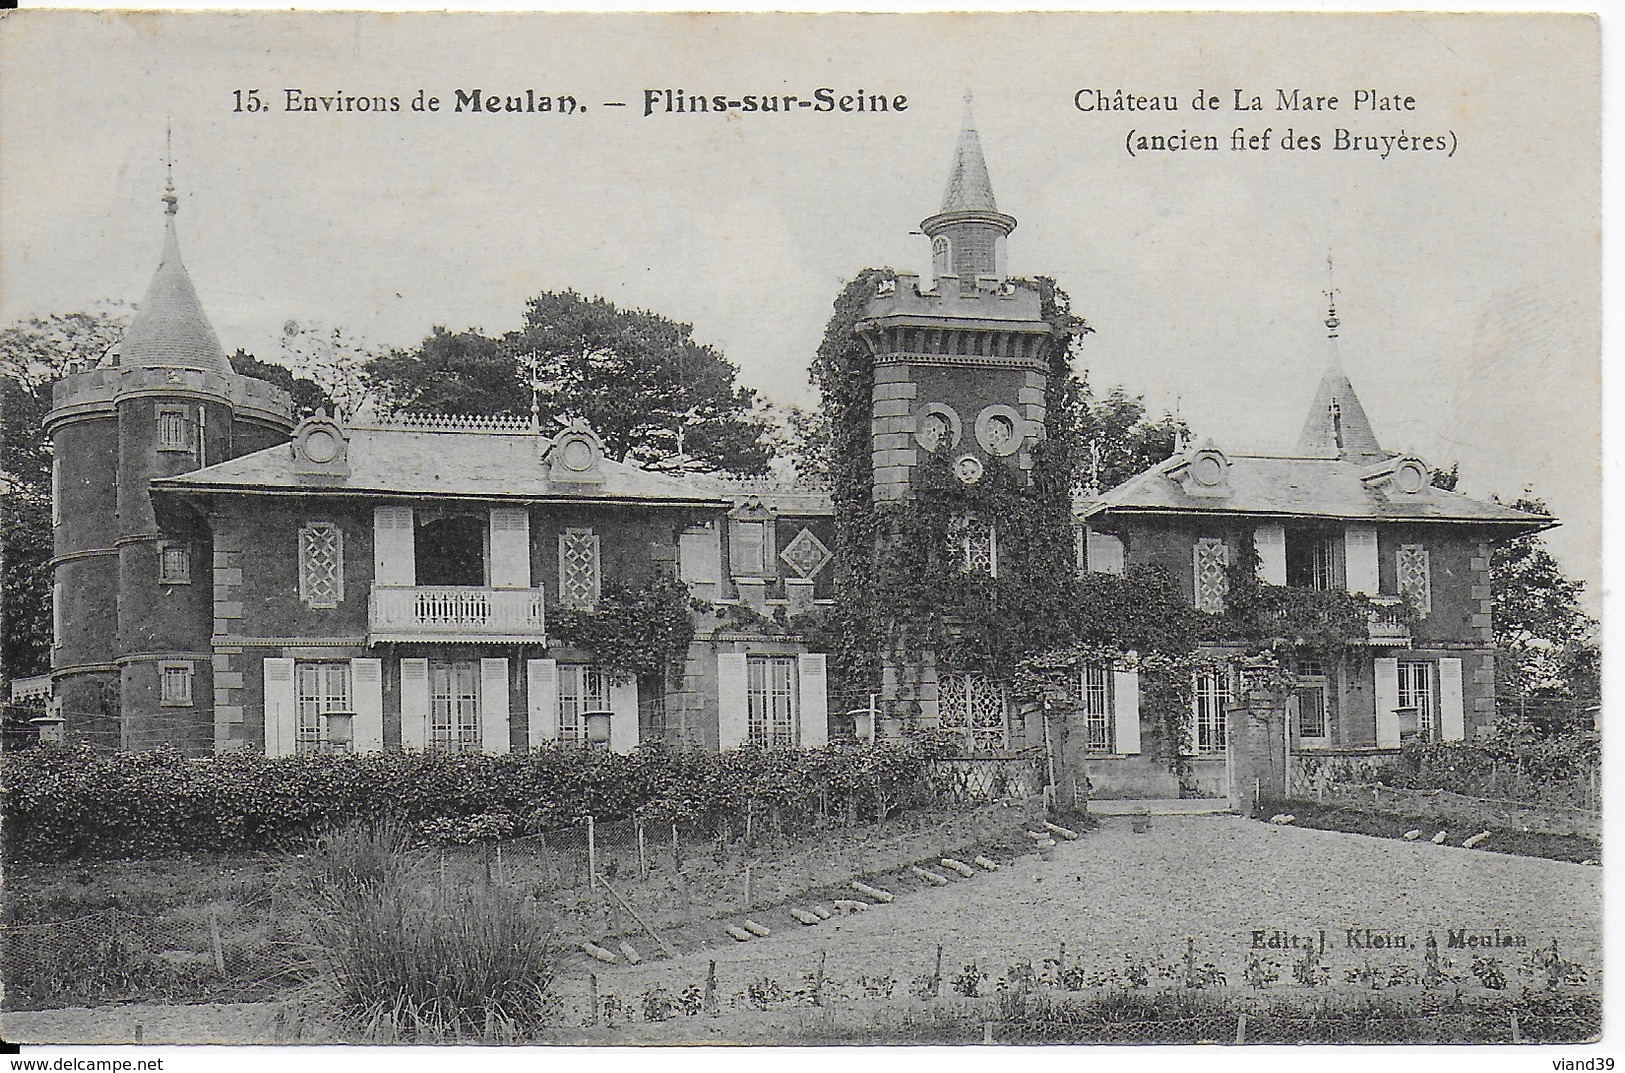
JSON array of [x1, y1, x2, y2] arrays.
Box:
[[368, 411, 535, 433]]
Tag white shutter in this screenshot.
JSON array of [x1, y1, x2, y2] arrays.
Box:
[[679, 524, 721, 585], [489, 508, 531, 589], [717, 652, 748, 750], [480, 658, 510, 754], [797, 653, 829, 748], [609, 676, 639, 753], [350, 658, 384, 752], [1254, 524, 1287, 585], [1345, 526, 1379, 595], [373, 506, 415, 586], [263, 658, 296, 757], [1374, 657, 1401, 747], [527, 659, 560, 747], [400, 658, 429, 750], [1438, 658, 1465, 742], [1086, 529, 1125, 575], [1112, 665, 1141, 755]]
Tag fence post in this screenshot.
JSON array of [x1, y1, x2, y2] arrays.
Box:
[[495, 843, 505, 887], [982, 1020, 994, 1044], [637, 821, 648, 881], [207, 906, 226, 976], [1235, 1013, 1247, 1044], [588, 973, 599, 1027], [744, 861, 753, 907], [705, 960, 717, 1014], [746, 800, 754, 851], [815, 950, 827, 1007], [587, 815, 597, 892], [933, 944, 944, 997], [1510, 1012, 1522, 1044]]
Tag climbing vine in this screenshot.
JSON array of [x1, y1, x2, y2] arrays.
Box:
[[548, 576, 697, 681]]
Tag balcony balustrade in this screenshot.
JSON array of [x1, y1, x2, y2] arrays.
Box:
[[1366, 595, 1413, 644], [369, 585, 546, 643]]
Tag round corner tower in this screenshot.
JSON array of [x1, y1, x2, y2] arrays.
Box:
[[45, 180, 294, 752]]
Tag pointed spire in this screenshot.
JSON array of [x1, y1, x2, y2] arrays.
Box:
[[115, 143, 232, 378], [939, 93, 1000, 214], [161, 121, 178, 217], [1294, 290, 1386, 463]]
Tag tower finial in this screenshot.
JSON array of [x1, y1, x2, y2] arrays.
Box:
[[161, 121, 178, 216], [1323, 252, 1339, 338]]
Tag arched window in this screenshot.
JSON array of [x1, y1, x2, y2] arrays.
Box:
[[932, 235, 951, 275]]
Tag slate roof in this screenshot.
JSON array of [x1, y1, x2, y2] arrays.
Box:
[[111, 216, 234, 378], [1296, 350, 1386, 463], [939, 108, 1000, 214], [154, 424, 734, 506], [1081, 453, 1553, 530]]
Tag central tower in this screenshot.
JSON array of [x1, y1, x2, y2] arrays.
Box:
[[856, 101, 1058, 502]]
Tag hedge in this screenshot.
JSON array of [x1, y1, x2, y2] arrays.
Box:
[[2, 737, 959, 862]]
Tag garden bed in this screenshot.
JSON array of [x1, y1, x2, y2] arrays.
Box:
[[1257, 798, 1600, 864]]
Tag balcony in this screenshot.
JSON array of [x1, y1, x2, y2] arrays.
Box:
[[369, 586, 546, 643], [1366, 595, 1412, 645]]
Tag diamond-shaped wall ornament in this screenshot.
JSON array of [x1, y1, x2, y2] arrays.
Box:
[[778, 527, 834, 580]]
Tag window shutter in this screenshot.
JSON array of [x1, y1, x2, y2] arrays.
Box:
[[1086, 529, 1125, 575], [373, 506, 415, 586], [609, 676, 640, 753], [262, 658, 296, 757], [526, 659, 560, 747], [350, 658, 383, 752], [797, 653, 829, 748], [1254, 524, 1287, 585], [1344, 526, 1379, 595], [717, 653, 748, 749], [1111, 666, 1141, 755], [679, 524, 722, 586], [480, 658, 510, 754], [400, 658, 429, 750], [489, 508, 531, 589], [1438, 658, 1465, 742], [1374, 657, 1401, 747]]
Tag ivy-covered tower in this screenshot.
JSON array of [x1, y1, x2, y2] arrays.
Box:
[[45, 171, 294, 751], [855, 101, 1059, 503], [850, 103, 1064, 740]]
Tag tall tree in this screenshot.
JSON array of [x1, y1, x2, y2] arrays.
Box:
[[228, 349, 333, 417], [1491, 495, 1598, 706], [367, 290, 773, 474], [1072, 379, 1189, 493], [1, 309, 128, 685]]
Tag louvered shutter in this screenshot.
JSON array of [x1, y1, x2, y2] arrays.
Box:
[[400, 658, 429, 750], [797, 654, 829, 748], [1345, 527, 1379, 595], [1374, 657, 1401, 747], [1112, 665, 1141, 755], [527, 659, 559, 747], [263, 658, 296, 757], [1086, 529, 1125, 575], [479, 658, 510, 754], [350, 658, 384, 752], [609, 676, 639, 753], [373, 506, 415, 586], [1254, 525, 1287, 585], [717, 653, 748, 749], [489, 508, 531, 589], [1438, 658, 1465, 742]]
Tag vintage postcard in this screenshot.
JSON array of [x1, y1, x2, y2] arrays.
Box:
[[0, 9, 1603, 1057]]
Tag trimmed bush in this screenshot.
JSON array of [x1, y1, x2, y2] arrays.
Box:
[[2, 737, 960, 861]]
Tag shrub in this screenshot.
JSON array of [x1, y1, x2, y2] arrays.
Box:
[[2, 737, 961, 861], [307, 826, 559, 1041], [1374, 722, 1599, 806]]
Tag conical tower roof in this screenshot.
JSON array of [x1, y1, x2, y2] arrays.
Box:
[[939, 100, 1000, 214], [1294, 299, 1387, 464], [116, 190, 232, 378]]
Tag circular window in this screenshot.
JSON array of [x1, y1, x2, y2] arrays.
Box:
[[561, 438, 595, 471], [1190, 454, 1225, 487], [954, 454, 984, 484], [302, 428, 338, 464], [974, 405, 1025, 457], [1395, 462, 1427, 494], [913, 404, 962, 452]]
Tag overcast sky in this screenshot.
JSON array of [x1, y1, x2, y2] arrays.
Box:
[[0, 12, 1600, 599]]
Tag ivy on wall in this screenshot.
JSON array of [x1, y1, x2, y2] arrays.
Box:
[[548, 576, 697, 680]]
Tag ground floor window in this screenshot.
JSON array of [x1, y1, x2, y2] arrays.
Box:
[[939, 672, 1011, 754], [1398, 659, 1436, 742], [429, 661, 480, 753], [1079, 664, 1112, 752], [1191, 669, 1226, 754], [558, 664, 609, 744], [747, 656, 797, 748], [296, 661, 352, 753], [1293, 658, 1331, 746], [159, 661, 194, 707]]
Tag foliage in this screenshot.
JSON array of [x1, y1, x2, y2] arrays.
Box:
[[548, 575, 698, 680], [1375, 721, 1599, 802], [1, 308, 129, 684], [1490, 495, 1597, 702], [227, 348, 332, 416], [3, 737, 961, 861], [1219, 532, 1381, 650], [1073, 379, 1189, 493], [307, 824, 559, 1040], [366, 290, 773, 474], [278, 320, 379, 420]]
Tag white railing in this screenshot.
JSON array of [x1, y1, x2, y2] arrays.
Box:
[[1366, 595, 1412, 643], [369, 586, 546, 642]]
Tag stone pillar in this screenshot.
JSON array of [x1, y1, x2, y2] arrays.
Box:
[[1225, 681, 1289, 818]]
